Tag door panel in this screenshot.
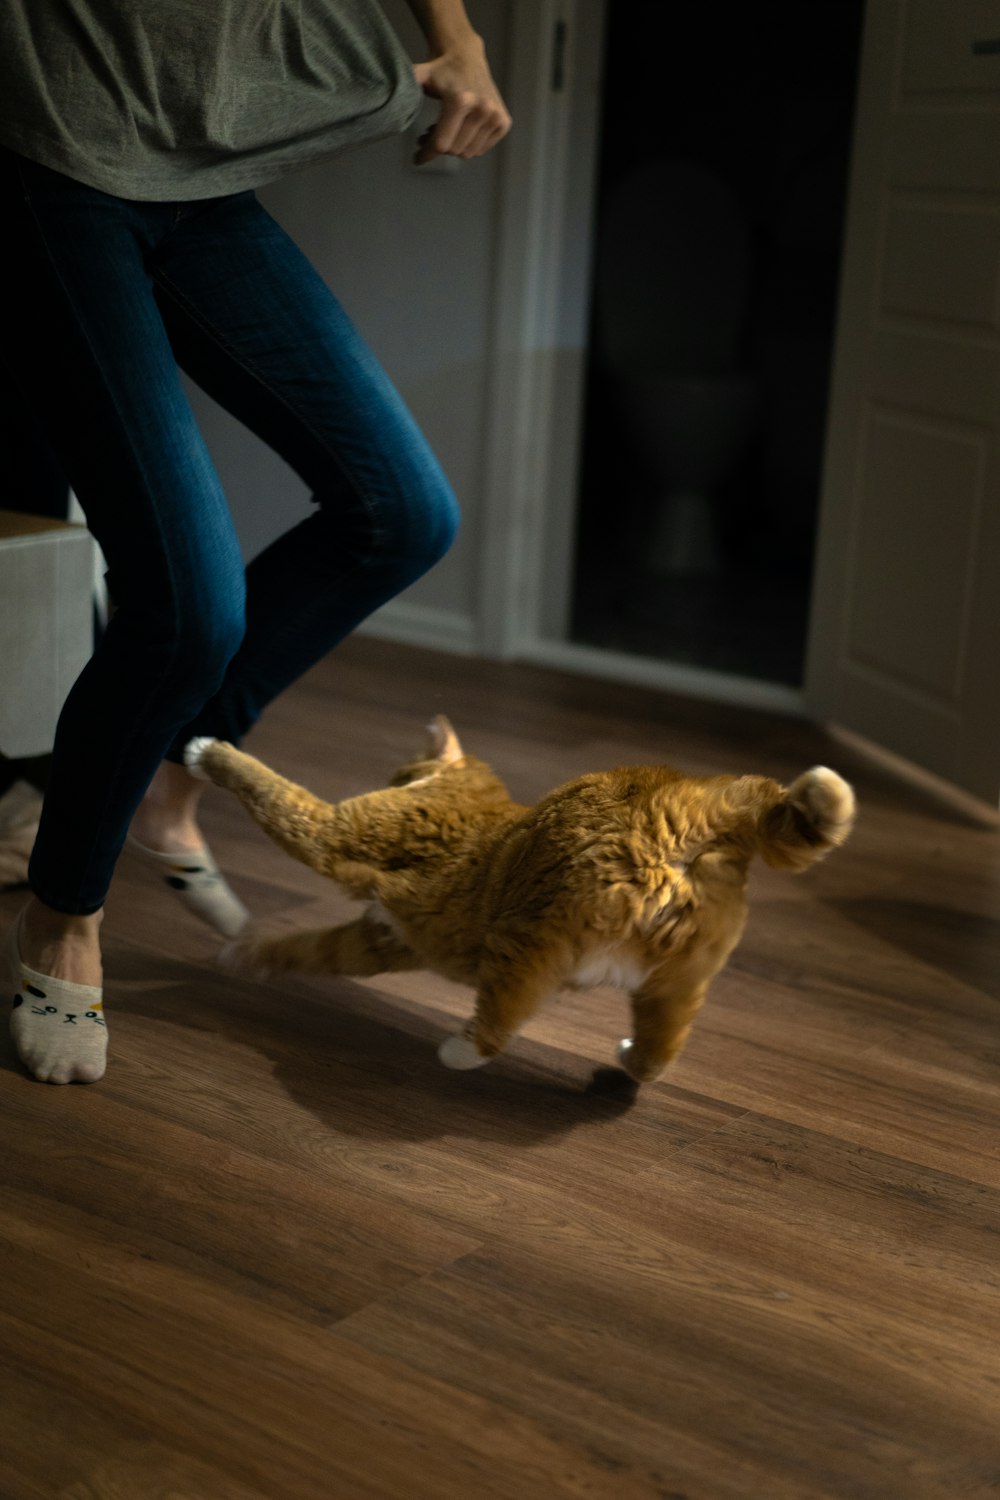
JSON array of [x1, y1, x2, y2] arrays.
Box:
[[806, 0, 1000, 804], [903, 0, 1000, 92], [881, 204, 1000, 326]]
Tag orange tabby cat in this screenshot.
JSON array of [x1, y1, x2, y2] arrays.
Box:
[[185, 718, 855, 1082]]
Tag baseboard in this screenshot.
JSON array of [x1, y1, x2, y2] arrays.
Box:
[[357, 600, 478, 656], [516, 638, 807, 716], [357, 606, 808, 717], [826, 723, 1000, 825]]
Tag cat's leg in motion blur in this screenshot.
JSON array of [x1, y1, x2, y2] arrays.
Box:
[[222, 907, 420, 978], [184, 736, 414, 883], [438, 959, 557, 1070], [617, 972, 711, 1082], [185, 738, 342, 864]]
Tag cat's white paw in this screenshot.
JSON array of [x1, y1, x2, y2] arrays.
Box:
[[183, 736, 218, 781], [438, 1033, 491, 1070]]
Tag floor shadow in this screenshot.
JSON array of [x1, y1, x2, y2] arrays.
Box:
[[827, 898, 1000, 1001], [103, 945, 642, 1146]]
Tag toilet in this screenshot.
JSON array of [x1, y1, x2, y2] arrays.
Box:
[[595, 158, 757, 575]]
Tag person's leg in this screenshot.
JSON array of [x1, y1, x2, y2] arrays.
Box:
[[2, 152, 246, 1079], [6, 167, 459, 1074], [141, 190, 460, 775]]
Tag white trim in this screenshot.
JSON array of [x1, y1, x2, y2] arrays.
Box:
[[515, 638, 807, 717], [476, 0, 603, 658], [358, 599, 477, 656], [358, 598, 806, 715]]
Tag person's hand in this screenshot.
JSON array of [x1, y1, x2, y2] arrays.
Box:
[[412, 35, 512, 164]]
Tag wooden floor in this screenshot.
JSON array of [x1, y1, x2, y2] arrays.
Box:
[[2, 637, 999, 1500]]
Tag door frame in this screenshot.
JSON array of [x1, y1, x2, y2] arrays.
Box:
[[476, 0, 806, 716]]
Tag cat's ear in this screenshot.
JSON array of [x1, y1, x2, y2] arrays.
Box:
[[425, 715, 464, 765]]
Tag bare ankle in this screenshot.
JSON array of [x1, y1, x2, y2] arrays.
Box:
[[131, 758, 206, 853], [18, 898, 104, 987]]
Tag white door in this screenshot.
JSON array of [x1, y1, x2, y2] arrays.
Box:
[[805, 0, 1000, 804]]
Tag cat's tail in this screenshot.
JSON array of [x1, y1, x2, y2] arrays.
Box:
[[752, 766, 856, 871]]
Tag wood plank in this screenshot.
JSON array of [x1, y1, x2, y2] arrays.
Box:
[[1, 635, 998, 1499]]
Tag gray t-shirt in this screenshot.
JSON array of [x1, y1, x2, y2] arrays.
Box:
[[0, 1, 422, 200]]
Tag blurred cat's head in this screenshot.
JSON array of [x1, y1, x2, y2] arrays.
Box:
[[389, 714, 465, 787]]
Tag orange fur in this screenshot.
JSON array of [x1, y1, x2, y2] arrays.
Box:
[[197, 718, 856, 1082]]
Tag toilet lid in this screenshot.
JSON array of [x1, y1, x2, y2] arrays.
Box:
[[596, 158, 751, 379]]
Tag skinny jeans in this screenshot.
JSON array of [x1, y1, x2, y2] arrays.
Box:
[[2, 148, 459, 915]]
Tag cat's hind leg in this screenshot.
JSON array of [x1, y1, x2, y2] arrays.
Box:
[[617, 974, 710, 1082], [222, 910, 420, 980], [438, 960, 557, 1070]]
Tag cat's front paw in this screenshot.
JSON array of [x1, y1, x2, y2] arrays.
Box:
[[438, 1033, 491, 1071], [183, 737, 218, 781]]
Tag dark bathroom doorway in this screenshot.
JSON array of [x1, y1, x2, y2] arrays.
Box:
[[569, 0, 866, 687]]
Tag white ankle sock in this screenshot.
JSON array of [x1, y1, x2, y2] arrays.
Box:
[[8, 922, 107, 1084], [125, 836, 249, 938]]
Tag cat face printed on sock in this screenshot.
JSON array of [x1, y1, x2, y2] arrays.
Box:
[[8, 920, 110, 1084], [165, 868, 209, 889], [189, 716, 856, 1085], [12, 984, 106, 1027]]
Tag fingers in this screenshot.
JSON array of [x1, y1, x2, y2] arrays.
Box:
[[431, 92, 510, 159], [412, 54, 512, 164], [413, 100, 510, 163]]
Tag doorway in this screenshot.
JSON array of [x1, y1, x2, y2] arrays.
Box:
[[569, 0, 866, 687]]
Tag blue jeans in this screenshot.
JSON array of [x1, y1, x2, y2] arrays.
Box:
[[2, 149, 459, 915]]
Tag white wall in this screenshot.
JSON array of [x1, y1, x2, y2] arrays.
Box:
[[181, 0, 511, 637]]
